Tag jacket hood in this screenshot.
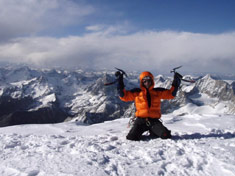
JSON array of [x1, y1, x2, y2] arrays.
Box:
[[139, 71, 154, 90]]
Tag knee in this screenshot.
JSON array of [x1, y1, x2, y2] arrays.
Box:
[[160, 130, 172, 139], [126, 134, 141, 141]]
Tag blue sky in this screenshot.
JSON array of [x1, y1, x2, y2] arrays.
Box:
[[56, 0, 235, 36], [0, 0, 235, 74]]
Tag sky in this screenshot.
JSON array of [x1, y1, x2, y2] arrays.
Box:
[[0, 0, 235, 75]]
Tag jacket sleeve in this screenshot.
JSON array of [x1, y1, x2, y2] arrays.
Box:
[[156, 86, 176, 100], [119, 88, 140, 102]]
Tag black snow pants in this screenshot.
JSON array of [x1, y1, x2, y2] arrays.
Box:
[[126, 117, 171, 141]]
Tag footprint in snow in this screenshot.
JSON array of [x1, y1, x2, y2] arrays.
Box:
[[50, 135, 66, 139], [103, 144, 116, 151], [60, 140, 70, 145], [28, 170, 40, 176], [109, 136, 118, 141]]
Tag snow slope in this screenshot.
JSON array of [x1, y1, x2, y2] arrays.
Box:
[[0, 112, 234, 176]]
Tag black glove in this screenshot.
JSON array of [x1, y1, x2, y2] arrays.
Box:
[[116, 72, 125, 97], [172, 72, 182, 88], [172, 72, 182, 96], [116, 71, 124, 90]]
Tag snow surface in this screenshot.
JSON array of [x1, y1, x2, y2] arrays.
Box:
[[0, 112, 234, 176]]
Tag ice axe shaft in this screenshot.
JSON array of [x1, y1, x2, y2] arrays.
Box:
[[104, 80, 117, 86], [181, 78, 195, 83], [171, 66, 196, 83]]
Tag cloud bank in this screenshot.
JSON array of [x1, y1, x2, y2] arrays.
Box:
[[0, 0, 234, 74], [0, 0, 94, 41], [0, 29, 235, 74]]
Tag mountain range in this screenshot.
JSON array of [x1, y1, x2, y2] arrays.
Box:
[[0, 66, 234, 127]]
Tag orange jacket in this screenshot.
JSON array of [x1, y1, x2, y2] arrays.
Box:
[[120, 71, 175, 119]]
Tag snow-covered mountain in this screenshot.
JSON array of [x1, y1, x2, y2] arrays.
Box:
[[0, 66, 132, 127], [0, 66, 235, 127]]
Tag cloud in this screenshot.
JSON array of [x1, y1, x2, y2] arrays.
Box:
[[0, 29, 235, 74], [0, 1, 234, 74], [86, 25, 105, 32], [0, 0, 95, 41]]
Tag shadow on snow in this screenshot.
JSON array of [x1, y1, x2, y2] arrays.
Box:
[[172, 131, 235, 140], [141, 131, 235, 141]]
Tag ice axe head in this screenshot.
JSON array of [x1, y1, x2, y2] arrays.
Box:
[[171, 66, 182, 73], [115, 67, 128, 78], [104, 68, 127, 86]]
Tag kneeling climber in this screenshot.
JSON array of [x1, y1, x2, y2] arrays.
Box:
[[117, 71, 181, 141]]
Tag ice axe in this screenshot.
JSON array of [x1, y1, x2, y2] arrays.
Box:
[[104, 68, 128, 86], [171, 66, 196, 83]]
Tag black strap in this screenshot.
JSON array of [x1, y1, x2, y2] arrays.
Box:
[[146, 89, 151, 108]]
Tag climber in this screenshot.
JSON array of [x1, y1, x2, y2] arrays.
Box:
[[117, 71, 181, 141]]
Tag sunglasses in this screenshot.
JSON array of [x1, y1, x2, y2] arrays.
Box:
[[142, 79, 152, 83]]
